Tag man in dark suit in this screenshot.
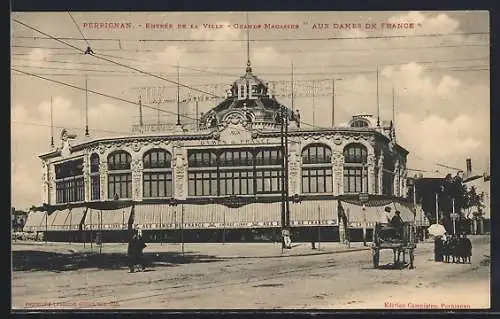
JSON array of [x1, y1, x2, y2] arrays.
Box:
[[390, 211, 404, 239]]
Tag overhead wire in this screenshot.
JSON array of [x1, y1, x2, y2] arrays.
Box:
[[13, 18, 222, 98], [11, 31, 489, 42]]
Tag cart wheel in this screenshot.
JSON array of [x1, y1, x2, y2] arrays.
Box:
[[373, 249, 380, 268], [409, 249, 415, 269]]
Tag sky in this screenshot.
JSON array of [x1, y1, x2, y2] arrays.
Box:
[[11, 11, 490, 210]]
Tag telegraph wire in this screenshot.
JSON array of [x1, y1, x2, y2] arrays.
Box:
[[11, 68, 201, 123], [11, 31, 489, 42], [12, 120, 131, 135], [11, 54, 489, 70], [13, 18, 221, 98], [11, 42, 489, 54], [12, 67, 472, 176], [67, 12, 90, 47]]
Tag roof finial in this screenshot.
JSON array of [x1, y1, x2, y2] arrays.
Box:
[[245, 12, 252, 73]]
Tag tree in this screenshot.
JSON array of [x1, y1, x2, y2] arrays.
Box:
[[465, 186, 484, 218], [439, 172, 467, 233]]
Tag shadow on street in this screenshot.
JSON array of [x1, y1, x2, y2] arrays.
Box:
[[12, 250, 225, 272]]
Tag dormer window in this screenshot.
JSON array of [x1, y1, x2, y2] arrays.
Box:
[[351, 120, 369, 128]]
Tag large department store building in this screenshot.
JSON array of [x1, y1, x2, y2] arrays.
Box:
[[25, 62, 425, 243]]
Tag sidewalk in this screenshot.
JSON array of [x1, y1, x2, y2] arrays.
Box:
[[157, 242, 371, 259], [12, 240, 371, 259]]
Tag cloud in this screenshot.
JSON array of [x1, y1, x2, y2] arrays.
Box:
[[386, 11, 460, 35], [398, 112, 483, 170], [27, 48, 51, 67]]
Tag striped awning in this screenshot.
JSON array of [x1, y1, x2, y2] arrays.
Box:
[[340, 200, 420, 228], [133, 204, 177, 230], [132, 200, 338, 229], [83, 207, 132, 230], [290, 200, 338, 226], [47, 207, 87, 231], [23, 211, 47, 232]]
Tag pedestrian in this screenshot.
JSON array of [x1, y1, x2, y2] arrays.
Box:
[[434, 235, 443, 262], [135, 227, 147, 271], [127, 229, 138, 273]]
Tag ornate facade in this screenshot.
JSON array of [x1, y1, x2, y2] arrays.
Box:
[[37, 64, 409, 236]]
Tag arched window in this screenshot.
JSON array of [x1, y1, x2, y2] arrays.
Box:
[[351, 120, 369, 128], [55, 158, 84, 203], [343, 144, 368, 193], [90, 153, 100, 200], [107, 151, 132, 199], [143, 149, 173, 198], [301, 144, 333, 193]]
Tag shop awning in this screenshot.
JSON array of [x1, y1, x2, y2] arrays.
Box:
[[23, 211, 47, 232], [83, 207, 132, 230], [339, 200, 424, 228], [46, 207, 87, 231], [290, 200, 338, 226], [133, 204, 177, 230]]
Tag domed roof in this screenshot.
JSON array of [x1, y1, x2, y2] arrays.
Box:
[[199, 62, 299, 130]]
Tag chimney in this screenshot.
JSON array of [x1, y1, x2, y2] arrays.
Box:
[[466, 158, 472, 178]]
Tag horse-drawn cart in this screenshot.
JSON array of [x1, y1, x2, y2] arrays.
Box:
[[371, 222, 417, 269]]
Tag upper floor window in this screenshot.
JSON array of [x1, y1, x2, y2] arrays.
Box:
[[301, 144, 332, 193], [302, 143, 332, 164], [351, 120, 369, 128], [55, 158, 84, 203], [143, 149, 171, 169], [344, 144, 368, 164], [90, 153, 100, 173], [107, 151, 132, 171], [343, 143, 368, 194], [188, 151, 217, 168]]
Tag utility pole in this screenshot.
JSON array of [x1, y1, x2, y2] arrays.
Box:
[[139, 95, 144, 127], [331, 78, 342, 127], [181, 204, 184, 255], [85, 75, 89, 137], [435, 193, 439, 224], [50, 96, 54, 148], [284, 109, 290, 228], [312, 81, 316, 126], [331, 79, 335, 127], [280, 106, 286, 249], [376, 64, 380, 127], [176, 64, 181, 126], [317, 206, 321, 250]]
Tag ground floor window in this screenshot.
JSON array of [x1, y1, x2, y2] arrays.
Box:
[[302, 167, 333, 193], [55, 177, 84, 203], [219, 170, 255, 196], [255, 168, 282, 194], [143, 172, 173, 198], [188, 170, 218, 197], [382, 171, 394, 196], [91, 175, 100, 200], [108, 173, 132, 199], [343, 167, 368, 194]]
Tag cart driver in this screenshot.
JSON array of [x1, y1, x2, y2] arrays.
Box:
[[380, 206, 393, 224], [391, 211, 404, 239]]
